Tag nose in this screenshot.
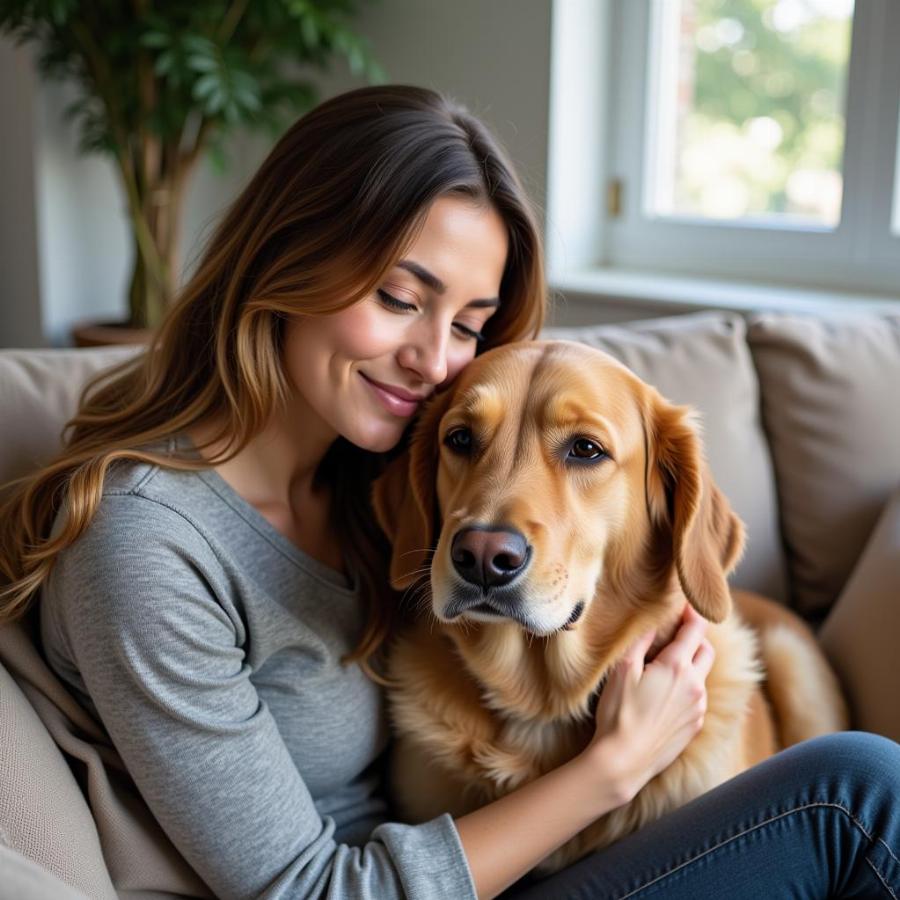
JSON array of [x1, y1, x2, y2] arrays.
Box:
[[398, 319, 449, 385], [451, 527, 530, 589]]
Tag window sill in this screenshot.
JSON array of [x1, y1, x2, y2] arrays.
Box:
[[549, 268, 900, 317]]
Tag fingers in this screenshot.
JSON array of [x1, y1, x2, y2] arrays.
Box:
[[692, 638, 715, 679], [623, 628, 656, 669], [605, 628, 655, 700], [653, 603, 708, 669]]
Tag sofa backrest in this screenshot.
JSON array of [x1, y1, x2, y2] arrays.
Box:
[[746, 312, 900, 620], [0, 346, 139, 491]]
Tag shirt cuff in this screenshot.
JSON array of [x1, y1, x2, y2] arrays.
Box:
[[371, 812, 477, 900]]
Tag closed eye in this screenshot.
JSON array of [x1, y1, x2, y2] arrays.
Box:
[[377, 290, 486, 343], [454, 323, 486, 343], [377, 289, 416, 312]]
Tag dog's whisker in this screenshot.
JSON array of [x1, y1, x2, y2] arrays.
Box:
[[399, 574, 430, 608], [397, 547, 436, 559], [396, 570, 432, 589]]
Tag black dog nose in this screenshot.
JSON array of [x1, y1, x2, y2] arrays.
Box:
[[451, 527, 529, 588]]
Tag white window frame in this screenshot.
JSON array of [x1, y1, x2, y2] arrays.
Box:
[[546, 0, 900, 306]]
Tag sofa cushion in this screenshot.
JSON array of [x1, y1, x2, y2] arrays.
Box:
[[818, 485, 900, 742], [0, 347, 138, 491], [0, 844, 92, 900], [747, 313, 900, 619], [543, 312, 789, 605], [0, 613, 213, 899], [0, 632, 117, 899]]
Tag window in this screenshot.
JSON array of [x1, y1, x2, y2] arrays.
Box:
[[547, 0, 900, 298], [645, 0, 853, 228]]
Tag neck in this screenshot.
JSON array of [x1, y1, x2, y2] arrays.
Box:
[[189, 404, 337, 510]]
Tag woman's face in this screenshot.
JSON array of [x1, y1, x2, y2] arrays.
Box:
[[282, 195, 509, 453]]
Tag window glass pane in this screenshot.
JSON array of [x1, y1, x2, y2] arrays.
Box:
[[647, 0, 854, 227]]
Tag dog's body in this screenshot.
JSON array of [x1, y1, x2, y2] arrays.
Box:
[[373, 340, 847, 874]]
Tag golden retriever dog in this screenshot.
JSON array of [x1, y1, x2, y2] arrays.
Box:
[[372, 340, 848, 874]]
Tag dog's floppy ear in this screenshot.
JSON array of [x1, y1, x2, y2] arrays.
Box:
[[371, 388, 453, 590], [644, 391, 745, 623]]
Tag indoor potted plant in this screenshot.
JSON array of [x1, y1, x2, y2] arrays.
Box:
[[1, 0, 385, 345]]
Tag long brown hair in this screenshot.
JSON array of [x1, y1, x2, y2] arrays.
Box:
[[0, 84, 546, 683]]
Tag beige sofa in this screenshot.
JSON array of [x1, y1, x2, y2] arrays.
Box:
[[1, 310, 898, 899]]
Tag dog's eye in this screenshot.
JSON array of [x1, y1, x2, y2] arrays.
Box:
[[568, 438, 606, 461], [444, 427, 473, 454]]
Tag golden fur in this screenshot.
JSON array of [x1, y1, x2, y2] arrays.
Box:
[[372, 340, 848, 874]]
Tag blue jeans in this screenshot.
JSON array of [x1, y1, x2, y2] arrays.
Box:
[[501, 732, 900, 899]]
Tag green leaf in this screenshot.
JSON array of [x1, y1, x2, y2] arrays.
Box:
[[347, 43, 363, 74], [187, 53, 219, 73], [182, 35, 217, 56], [154, 49, 175, 76], [140, 31, 170, 49], [192, 72, 220, 100], [301, 15, 318, 47], [367, 59, 388, 83], [223, 100, 241, 124], [47, 0, 73, 26], [235, 90, 262, 113], [206, 85, 227, 114], [206, 136, 230, 174], [286, 0, 312, 17]]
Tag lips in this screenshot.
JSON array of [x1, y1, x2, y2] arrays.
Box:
[[360, 373, 428, 417]]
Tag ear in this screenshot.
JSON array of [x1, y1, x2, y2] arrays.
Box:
[[371, 389, 453, 590], [644, 391, 745, 623]]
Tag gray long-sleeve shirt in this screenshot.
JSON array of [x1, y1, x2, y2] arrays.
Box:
[[38, 436, 477, 900]]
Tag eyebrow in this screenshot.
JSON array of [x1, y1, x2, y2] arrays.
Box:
[[396, 259, 501, 309]]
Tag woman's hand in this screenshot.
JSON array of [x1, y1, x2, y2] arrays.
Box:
[[584, 602, 715, 804]]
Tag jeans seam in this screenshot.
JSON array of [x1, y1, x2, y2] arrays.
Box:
[[867, 858, 898, 900], [620, 800, 896, 899], [878, 836, 900, 867]]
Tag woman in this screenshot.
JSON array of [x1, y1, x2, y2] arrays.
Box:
[[0, 85, 897, 900]]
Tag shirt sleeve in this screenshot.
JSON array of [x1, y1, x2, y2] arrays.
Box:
[[47, 493, 477, 900]]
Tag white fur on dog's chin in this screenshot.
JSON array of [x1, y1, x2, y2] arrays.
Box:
[[431, 581, 589, 637]]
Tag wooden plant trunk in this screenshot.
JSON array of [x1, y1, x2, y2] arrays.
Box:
[[127, 163, 190, 331]]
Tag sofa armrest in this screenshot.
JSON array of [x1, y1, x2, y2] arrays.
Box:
[[819, 485, 900, 742], [0, 844, 91, 900]]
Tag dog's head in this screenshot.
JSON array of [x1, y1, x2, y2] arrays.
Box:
[[373, 340, 744, 640]]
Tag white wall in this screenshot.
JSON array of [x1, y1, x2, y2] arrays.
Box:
[[0, 41, 43, 347], [1, 0, 555, 347]]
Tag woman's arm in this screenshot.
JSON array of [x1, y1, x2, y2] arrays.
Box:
[[455, 739, 631, 899], [44, 494, 478, 900]]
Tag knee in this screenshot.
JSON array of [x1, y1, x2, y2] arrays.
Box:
[[798, 731, 900, 792]]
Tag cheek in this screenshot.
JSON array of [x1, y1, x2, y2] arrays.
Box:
[[327, 303, 399, 359], [445, 344, 479, 382]]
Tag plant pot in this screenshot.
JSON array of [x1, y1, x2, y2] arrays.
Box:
[[71, 321, 154, 348]]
